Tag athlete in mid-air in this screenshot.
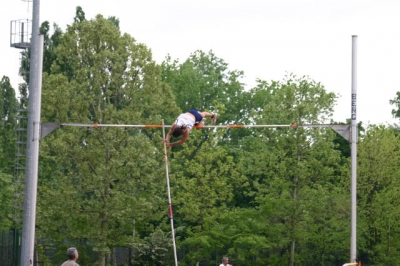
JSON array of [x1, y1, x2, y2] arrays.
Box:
[[163, 108, 217, 149]]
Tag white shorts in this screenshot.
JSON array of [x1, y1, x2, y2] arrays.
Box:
[[175, 114, 195, 129]]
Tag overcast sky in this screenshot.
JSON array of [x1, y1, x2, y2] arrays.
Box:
[[2, 0, 400, 125]]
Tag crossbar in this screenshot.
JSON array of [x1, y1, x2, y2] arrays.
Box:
[[59, 123, 335, 129]]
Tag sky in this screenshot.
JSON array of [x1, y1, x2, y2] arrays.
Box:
[[1, 0, 400, 125]]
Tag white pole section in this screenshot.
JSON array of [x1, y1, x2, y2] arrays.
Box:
[[350, 35, 358, 263], [162, 120, 178, 266], [20, 2, 43, 262]]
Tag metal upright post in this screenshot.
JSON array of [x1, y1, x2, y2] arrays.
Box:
[[20, 0, 43, 264], [350, 35, 358, 263]]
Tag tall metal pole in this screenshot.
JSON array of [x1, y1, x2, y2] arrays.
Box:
[[20, 0, 43, 264], [162, 120, 178, 266], [350, 35, 358, 263]]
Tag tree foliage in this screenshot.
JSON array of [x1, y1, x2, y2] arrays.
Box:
[[0, 172, 14, 231], [131, 229, 174, 265], [37, 12, 179, 266], [4, 6, 400, 266], [356, 125, 400, 265], [161, 50, 246, 123], [0, 76, 18, 175], [230, 75, 347, 265]]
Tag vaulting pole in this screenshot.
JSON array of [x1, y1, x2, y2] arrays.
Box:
[[162, 120, 178, 266]]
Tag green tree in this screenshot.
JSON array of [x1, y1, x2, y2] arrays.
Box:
[[0, 76, 17, 232], [169, 136, 245, 265], [161, 50, 255, 157], [298, 183, 350, 265], [161, 50, 246, 124], [74, 6, 86, 23], [389, 91, 400, 120], [238, 74, 346, 265], [40, 21, 63, 75], [0, 76, 18, 174], [131, 229, 174, 265], [356, 125, 400, 265], [20, 16, 64, 82], [191, 208, 271, 266], [37, 12, 179, 266], [0, 172, 14, 231]]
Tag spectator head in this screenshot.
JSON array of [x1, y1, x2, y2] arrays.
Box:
[[66, 247, 78, 260], [222, 256, 229, 264]]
